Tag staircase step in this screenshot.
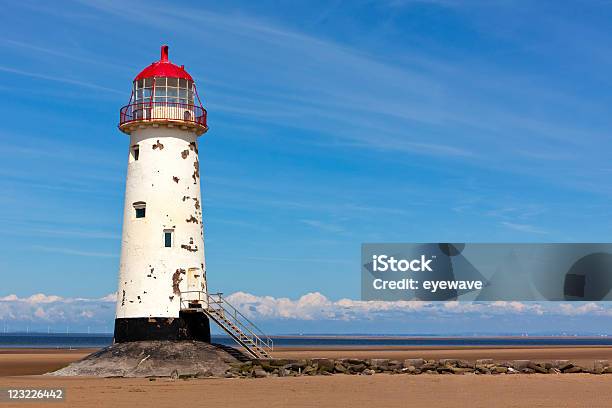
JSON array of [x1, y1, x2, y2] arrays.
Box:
[[203, 293, 273, 358]]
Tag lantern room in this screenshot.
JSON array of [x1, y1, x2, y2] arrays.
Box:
[[118, 45, 208, 135]]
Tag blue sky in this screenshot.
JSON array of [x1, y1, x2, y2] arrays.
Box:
[[2, 0, 612, 333]]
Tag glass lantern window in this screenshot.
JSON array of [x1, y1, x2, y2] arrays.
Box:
[[134, 77, 194, 105]]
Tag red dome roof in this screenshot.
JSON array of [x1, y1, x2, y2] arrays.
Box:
[[134, 45, 193, 82]]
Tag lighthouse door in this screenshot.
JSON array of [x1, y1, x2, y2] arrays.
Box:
[[186, 268, 202, 301]]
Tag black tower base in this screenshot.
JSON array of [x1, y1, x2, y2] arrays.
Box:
[[113, 312, 211, 343]]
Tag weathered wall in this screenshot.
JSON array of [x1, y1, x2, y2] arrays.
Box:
[[115, 126, 207, 319]]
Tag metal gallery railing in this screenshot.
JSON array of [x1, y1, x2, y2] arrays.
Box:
[[119, 101, 207, 128]]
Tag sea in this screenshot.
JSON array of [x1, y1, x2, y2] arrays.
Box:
[[2, 333, 612, 349]]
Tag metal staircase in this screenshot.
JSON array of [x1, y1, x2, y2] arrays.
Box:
[[180, 292, 273, 359]]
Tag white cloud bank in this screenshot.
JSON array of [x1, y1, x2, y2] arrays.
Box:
[[1, 292, 612, 328]]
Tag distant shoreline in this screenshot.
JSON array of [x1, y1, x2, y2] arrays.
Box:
[[0, 332, 612, 340], [3, 334, 612, 349]]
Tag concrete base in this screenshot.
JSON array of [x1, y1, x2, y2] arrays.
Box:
[[48, 340, 249, 378]]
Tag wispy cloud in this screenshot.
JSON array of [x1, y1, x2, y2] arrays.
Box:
[[300, 219, 345, 234], [24, 228, 119, 240], [0, 38, 129, 72], [244, 256, 351, 265], [0, 65, 123, 94], [31, 245, 118, 258], [500, 221, 548, 235]]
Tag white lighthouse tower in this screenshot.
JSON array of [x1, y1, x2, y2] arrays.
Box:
[[114, 45, 210, 342]]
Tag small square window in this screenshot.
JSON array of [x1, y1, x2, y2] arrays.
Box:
[[164, 230, 173, 247], [130, 145, 139, 162], [133, 201, 146, 218]]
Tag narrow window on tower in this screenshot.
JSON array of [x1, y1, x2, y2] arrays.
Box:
[[164, 229, 174, 247], [130, 145, 140, 162], [133, 202, 146, 219]]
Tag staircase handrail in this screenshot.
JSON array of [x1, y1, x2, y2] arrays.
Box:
[[207, 292, 273, 352], [179, 291, 273, 353]]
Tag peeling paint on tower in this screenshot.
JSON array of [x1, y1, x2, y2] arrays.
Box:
[[114, 45, 210, 343]]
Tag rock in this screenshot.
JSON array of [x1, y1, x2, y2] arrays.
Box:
[[369, 359, 390, 371], [603, 367, 612, 374], [512, 360, 531, 370], [334, 363, 347, 373], [420, 362, 438, 371], [224, 372, 235, 378], [552, 360, 570, 369], [450, 367, 472, 374], [251, 359, 270, 370], [507, 367, 518, 374], [558, 362, 574, 371], [493, 366, 508, 374], [362, 369, 375, 375], [404, 358, 425, 368], [593, 360, 609, 374], [439, 359, 461, 367], [303, 365, 318, 376], [476, 359, 493, 365], [313, 358, 334, 373], [288, 360, 308, 371], [266, 359, 295, 367], [253, 369, 268, 378], [388, 360, 403, 372], [404, 365, 417, 374], [534, 366, 548, 374], [563, 366, 582, 373], [348, 363, 366, 373], [527, 362, 548, 374], [196, 370, 214, 378], [179, 373, 197, 379], [170, 369, 179, 379]]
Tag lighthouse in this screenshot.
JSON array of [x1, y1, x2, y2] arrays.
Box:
[[114, 45, 211, 343]]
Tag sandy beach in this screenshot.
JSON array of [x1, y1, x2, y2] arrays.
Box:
[[3, 373, 612, 408], [2, 346, 612, 407]]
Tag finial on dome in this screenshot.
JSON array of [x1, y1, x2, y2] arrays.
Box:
[[161, 45, 169, 62]]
